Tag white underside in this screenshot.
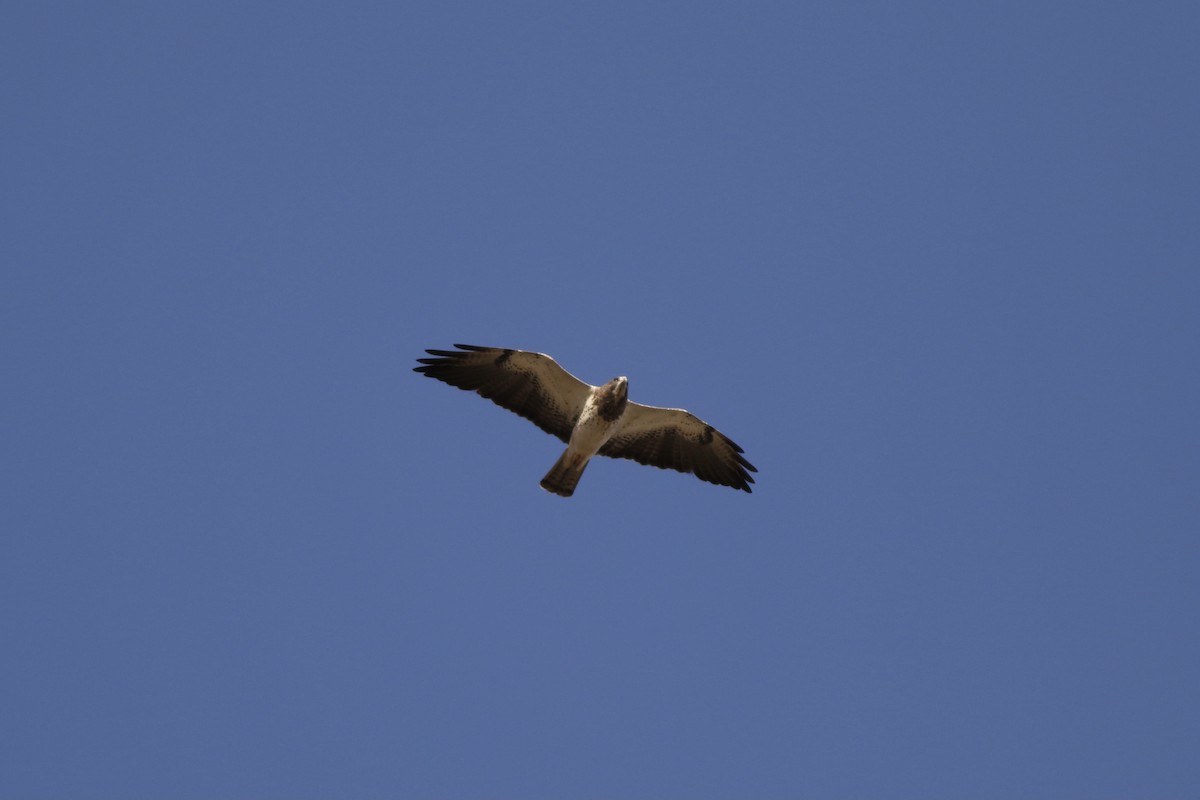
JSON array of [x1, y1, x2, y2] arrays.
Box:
[[567, 391, 624, 459]]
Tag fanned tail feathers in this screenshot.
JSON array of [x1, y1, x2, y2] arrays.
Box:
[[540, 451, 589, 497]]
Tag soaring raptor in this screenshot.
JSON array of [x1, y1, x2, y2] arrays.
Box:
[[414, 344, 756, 496]]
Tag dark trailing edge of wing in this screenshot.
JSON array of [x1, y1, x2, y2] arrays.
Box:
[[414, 344, 577, 442], [599, 425, 757, 493]]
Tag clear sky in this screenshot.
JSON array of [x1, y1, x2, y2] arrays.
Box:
[[3, 2, 1198, 797]]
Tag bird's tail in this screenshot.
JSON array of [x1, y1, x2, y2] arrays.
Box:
[[540, 450, 589, 497]]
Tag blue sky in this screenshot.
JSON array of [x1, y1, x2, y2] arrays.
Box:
[[3, 2, 1198, 797]]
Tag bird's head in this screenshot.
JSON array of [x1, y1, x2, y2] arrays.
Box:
[[596, 376, 629, 421]]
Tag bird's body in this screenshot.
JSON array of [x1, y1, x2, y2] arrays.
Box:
[[540, 376, 628, 496], [414, 345, 756, 496]]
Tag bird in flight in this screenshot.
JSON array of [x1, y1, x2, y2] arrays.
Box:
[[414, 344, 756, 497]]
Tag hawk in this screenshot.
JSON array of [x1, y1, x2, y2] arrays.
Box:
[[414, 344, 756, 496]]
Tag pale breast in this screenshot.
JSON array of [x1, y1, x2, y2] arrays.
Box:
[[568, 394, 626, 456]]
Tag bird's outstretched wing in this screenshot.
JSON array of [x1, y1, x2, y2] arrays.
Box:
[[599, 402, 757, 492], [414, 344, 593, 443]]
